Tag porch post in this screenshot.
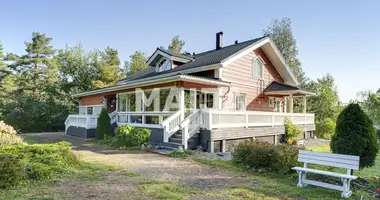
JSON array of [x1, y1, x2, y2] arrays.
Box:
[[284, 97, 287, 113], [289, 94, 294, 113], [214, 87, 222, 110], [303, 96, 307, 113], [179, 87, 185, 120]]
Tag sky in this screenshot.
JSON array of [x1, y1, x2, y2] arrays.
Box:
[[1, 0, 379, 102]]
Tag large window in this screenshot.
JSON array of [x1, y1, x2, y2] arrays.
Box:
[[235, 93, 246, 111], [253, 57, 264, 78]]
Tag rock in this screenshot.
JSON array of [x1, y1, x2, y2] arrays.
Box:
[[216, 153, 224, 157], [178, 146, 184, 153]]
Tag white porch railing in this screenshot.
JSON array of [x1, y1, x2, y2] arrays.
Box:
[[117, 111, 174, 129], [161, 110, 182, 142], [202, 110, 315, 130], [64, 114, 98, 132], [109, 110, 118, 124], [179, 110, 204, 149]]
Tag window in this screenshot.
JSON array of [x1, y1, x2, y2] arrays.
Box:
[[235, 93, 246, 111], [157, 58, 171, 72], [206, 93, 214, 108], [253, 57, 264, 78], [268, 97, 275, 108]]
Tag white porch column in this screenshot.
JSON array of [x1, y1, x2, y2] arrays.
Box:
[[284, 97, 287, 113], [179, 87, 185, 120], [214, 87, 222, 110], [303, 96, 307, 113], [289, 94, 294, 113], [190, 89, 197, 110]]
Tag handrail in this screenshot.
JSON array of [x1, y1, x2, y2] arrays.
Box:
[[179, 109, 201, 128], [161, 110, 182, 127]]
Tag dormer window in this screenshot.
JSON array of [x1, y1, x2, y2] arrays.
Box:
[[253, 57, 264, 78], [157, 58, 172, 72]]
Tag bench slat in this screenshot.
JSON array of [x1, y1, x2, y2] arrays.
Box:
[[303, 179, 344, 191], [298, 157, 359, 170], [292, 167, 358, 179], [299, 150, 359, 161], [298, 155, 359, 170]]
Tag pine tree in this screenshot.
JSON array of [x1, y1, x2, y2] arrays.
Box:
[[124, 51, 149, 76], [95, 108, 111, 140], [92, 47, 124, 88], [331, 103, 379, 168], [168, 36, 185, 54]]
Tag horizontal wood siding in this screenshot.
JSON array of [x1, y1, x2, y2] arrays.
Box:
[[222, 48, 284, 111]]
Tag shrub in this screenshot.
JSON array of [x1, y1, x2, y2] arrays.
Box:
[[0, 154, 25, 188], [232, 140, 304, 174], [0, 142, 79, 188], [316, 118, 336, 139], [0, 121, 24, 145], [96, 108, 111, 140], [284, 118, 303, 144], [331, 103, 379, 168], [168, 149, 194, 158], [111, 125, 150, 147]]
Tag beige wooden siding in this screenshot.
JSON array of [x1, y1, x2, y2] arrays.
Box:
[[221, 48, 284, 111]]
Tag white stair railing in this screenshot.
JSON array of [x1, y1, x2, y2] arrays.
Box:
[[179, 109, 204, 149], [161, 110, 182, 142], [109, 110, 118, 124]]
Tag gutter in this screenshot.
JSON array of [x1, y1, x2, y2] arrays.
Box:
[[72, 74, 230, 98]]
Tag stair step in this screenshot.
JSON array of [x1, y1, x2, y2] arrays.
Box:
[[162, 142, 183, 149]]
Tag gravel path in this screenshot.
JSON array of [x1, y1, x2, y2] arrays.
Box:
[[23, 133, 243, 200]]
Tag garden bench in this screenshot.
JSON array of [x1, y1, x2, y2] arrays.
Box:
[[292, 150, 360, 198]]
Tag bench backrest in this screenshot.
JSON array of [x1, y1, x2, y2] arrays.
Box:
[[298, 150, 360, 170]]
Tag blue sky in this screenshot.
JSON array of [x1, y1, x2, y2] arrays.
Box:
[[1, 0, 379, 102]]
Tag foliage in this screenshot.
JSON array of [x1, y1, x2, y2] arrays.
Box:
[[111, 125, 150, 147], [284, 118, 303, 144], [306, 74, 341, 122], [168, 36, 185, 54], [263, 18, 307, 86], [315, 118, 336, 139], [232, 140, 304, 174], [124, 51, 149, 76], [168, 148, 193, 158], [0, 154, 25, 188], [0, 121, 24, 145], [357, 89, 380, 124], [331, 103, 379, 168], [92, 47, 124, 88], [95, 108, 111, 140], [0, 142, 79, 188]]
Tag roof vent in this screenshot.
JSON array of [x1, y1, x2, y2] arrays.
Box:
[[216, 31, 223, 50], [235, 40, 238, 44]]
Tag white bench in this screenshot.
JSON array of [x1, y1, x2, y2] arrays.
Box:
[[292, 150, 360, 198]]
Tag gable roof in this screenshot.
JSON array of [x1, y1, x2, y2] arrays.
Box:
[[118, 36, 268, 84], [264, 81, 315, 96]]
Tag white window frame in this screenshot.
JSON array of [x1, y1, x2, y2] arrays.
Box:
[[252, 56, 265, 78], [268, 97, 275, 108], [234, 93, 247, 111]]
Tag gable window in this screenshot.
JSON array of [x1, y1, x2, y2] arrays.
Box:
[[235, 93, 246, 111], [157, 58, 171, 72], [253, 57, 264, 78]]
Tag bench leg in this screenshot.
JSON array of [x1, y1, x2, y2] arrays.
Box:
[[341, 178, 352, 198], [297, 171, 307, 188]]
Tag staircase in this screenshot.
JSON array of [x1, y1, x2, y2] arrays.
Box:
[[161, 109, 204, 150], [162, 130, 200, 150]]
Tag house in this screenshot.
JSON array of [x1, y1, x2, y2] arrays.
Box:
[[65, 32, 316, 152]]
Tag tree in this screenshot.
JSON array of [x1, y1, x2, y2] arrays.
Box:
[[0, 42, 8, 79], [263, 18, 308, 86], [168, 36, 185, 54], [331, 103, 379, 168], [5, 32, 57, 93], [356, 89, 380, 123], [306, 74, 340, 121], [95, 108, 111, 140], [92, 47, 124, 88], [124, 51, 149, 76]]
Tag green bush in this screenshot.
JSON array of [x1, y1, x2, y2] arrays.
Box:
[[0, 121, 24, 145], [0, 154, 25, 188], [168, 149, 194, 158], [96, 108, 111, 140], [331, 103, 379, 168], [284, 118, 303, 144], [232, 140, 304, 174], [316, 118, 336, 139], [0, 142, 79, 188], [111, 125, 150, 147]]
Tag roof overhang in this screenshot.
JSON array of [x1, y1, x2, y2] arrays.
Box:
[[147, 48, 193, 67], [220, 37, 299, 86], [72, 74, 230, 98], [264, 90, 316, 96]]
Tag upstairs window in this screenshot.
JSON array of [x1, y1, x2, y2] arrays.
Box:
[[157, 58, 171, 72], [253, 57, 264, 78]]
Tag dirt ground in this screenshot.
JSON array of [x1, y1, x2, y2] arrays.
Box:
[[21, 133, 252, 200]]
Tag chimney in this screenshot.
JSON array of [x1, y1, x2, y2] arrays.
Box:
[[216, 31, 223, 50], [235, 40, 238, 44]]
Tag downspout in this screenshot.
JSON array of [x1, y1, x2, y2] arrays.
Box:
[[221, 84, 231, 106]]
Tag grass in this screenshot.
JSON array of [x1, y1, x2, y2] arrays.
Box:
[[192, 157, 375, 199], [139, 181, 198, 200]]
